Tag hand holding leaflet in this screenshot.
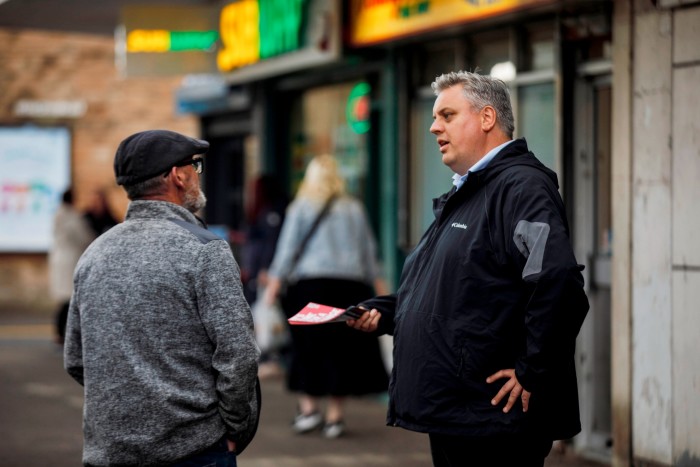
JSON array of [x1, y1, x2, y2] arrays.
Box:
[[287, 302, 365, 325]]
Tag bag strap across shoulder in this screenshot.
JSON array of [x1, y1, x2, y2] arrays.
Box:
[[286, 195, 337, 278]]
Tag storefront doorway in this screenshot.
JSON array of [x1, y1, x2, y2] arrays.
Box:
[[572, 64, 613, 460], [288, 80, 372, 201]]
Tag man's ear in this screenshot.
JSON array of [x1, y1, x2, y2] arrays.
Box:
[[481, 106, 497, 132], [169, 167, 187, 190]]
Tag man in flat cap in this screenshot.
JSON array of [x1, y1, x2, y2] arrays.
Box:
[[64, 129, 260, 466]]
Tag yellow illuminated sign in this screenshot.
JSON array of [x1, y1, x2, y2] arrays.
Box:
[[350, 0, 553, 46], [127, 29, 219, 53], [218, 0, 261, 71], [121, 4, 220, 76], [217, 0, 306, 72], [128, 29, 171, 52]]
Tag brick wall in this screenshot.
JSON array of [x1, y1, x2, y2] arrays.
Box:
[[0, 28, 198, 313]]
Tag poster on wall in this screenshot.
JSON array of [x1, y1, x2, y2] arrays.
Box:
[[0, 126, 71, 252]]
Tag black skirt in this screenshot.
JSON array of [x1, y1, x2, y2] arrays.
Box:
[[280, 278, 389, 397]]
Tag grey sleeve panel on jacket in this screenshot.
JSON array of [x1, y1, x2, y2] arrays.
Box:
[[513, 220, 550, 278], [168, 218, 221, 244]]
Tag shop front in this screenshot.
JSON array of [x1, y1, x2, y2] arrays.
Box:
[[179, 0, 396, 279], [175, 0, 353, 258], [255, 63, 396, 281], [178, 0, 614, 457]]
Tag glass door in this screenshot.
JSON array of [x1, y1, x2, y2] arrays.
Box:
[[289, 81, 371, 199], [573, 70, 613, 459]]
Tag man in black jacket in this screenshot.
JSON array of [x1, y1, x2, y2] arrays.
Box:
[[349, 71, 589, 466]]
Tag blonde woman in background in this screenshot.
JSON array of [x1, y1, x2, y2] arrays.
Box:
[[264, 154, 389, 439]]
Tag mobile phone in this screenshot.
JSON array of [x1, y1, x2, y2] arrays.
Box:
[[344, 306, 367, 320]]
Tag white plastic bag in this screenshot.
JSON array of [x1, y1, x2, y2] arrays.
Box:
[[252, 296, 290, 354]]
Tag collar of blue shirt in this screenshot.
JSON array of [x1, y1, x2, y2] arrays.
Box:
[[451, 139, 514, 190]]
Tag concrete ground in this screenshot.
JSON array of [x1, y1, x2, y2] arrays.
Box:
[[0, 311, 608, 467]]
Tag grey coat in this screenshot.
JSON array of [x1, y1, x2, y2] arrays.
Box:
[[64, 200, 260, 466], [48, 203, 96, 302], [268, 195, 382, 283]]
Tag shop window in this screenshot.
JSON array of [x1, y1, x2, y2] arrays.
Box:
[[518, 82, 556, 171], [416, 40, 461, 87], [471, 29, 512, 77], [409, 97, 454, 245], [513, 20, 557, 175], [289, 81, 370, 198], [521, 21, 554, 72], [562, 12, 612, 63]]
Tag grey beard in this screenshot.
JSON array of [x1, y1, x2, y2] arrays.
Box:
[[184, 186, 207, 214]]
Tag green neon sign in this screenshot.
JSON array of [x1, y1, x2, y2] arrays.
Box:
[[170, 31, 219, 51], [218, 0, 307, 71], [346, 82, 371, 134], [259, 0, 305, 59], [127, 29, 219, 53]]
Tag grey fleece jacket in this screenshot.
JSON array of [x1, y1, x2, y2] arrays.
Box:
[[64, 200, 260, 466]]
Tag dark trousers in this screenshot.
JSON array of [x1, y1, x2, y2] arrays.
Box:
[[169, 438, 237, 467], [428, 433, 553, 467]]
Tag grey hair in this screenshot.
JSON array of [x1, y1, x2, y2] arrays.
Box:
[[123, 174, 168, 200], [431, 71, 515, 138]]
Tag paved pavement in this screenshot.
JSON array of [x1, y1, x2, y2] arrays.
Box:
[[0, 314, 607, 467]]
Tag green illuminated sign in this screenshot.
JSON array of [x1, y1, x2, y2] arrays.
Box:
[[259, 0, 305, 59], [127, 29, 218, 53], [170, 31, 219, 51], [346, 82, 371, 134], [218, 0, 307, 72]]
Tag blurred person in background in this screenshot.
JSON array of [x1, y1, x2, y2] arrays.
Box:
[[242, 174, 288, 304], [242, 174, 290, 378], [84, 188, 119, 236], [48, 187, 96, 345], [64, 129, 260, 466], [264, 154, 389, 439]]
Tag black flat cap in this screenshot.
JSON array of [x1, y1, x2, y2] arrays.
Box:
[[114, 129, 209, 185]]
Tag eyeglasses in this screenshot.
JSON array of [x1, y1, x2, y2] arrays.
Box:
[[165, 157, 204, 177]]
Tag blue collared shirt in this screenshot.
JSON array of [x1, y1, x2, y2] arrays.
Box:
[[452, 140, 514, 190]]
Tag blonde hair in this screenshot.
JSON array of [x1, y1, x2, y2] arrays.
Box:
[[296, 154, 345, 202]]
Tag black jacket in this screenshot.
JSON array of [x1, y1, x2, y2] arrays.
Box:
[[362, 139, 588, 440]]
